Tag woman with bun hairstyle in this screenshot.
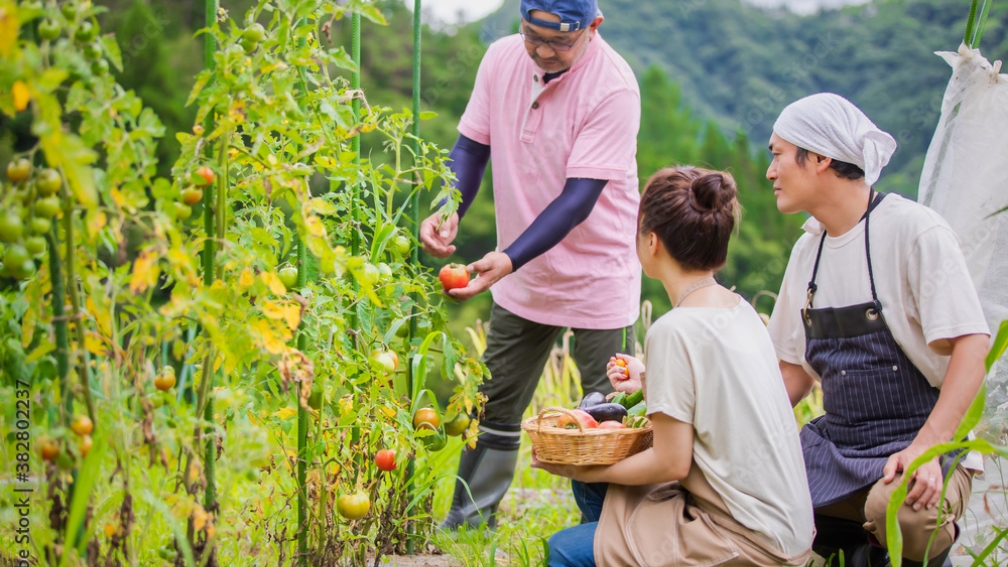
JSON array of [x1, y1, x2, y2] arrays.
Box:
[[536, 167, 814, 567]]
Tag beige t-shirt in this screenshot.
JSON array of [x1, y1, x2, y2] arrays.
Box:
[[646, 299, 815, 557], [768, 194, 990, 470]]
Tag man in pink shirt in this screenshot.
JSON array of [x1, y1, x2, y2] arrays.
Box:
[[420, 0, 642, 529]]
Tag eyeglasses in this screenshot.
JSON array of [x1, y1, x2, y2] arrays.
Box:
[[519, 27, 587, 52]]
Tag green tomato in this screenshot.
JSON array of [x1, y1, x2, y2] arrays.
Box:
[[34, 196, 62, 218], [444, 413, 471, 437], [30, 217, 51, 235], [90, 58, 108, 75], [307, 389, 323, 411], [74, 21, 97, 43], [36, 168, 61, 196], [38, 19, 62, 41], [242, 23, 265, 44], [278, 266, 298, 289], [360, 263, 380, 286], [61, 2, 79, 20], [24, 236, 46, 257], [82, 41, 102, 59], [4, 245, 31, 272], [378, 262, 392, 279], [392, 234, 411, 256], [7, 158, 32, 184], [173, 202, 192, 221], [0, 212, 23, 242], [240, 36, 258, 54]]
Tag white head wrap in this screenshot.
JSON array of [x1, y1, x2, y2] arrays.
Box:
[[773, 93, 897, 186]]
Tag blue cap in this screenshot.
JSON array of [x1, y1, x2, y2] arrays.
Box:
[[520, 0, 600, 32]]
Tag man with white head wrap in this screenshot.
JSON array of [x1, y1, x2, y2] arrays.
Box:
[[766, 93, 990, 567]]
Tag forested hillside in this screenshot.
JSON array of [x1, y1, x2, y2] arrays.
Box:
[[485, 0, 1008, 197]]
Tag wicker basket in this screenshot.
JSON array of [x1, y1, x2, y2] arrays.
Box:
[[521, 406, 653, 465]]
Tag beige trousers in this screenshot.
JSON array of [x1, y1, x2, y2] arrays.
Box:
[[817, 464, 973, 562]]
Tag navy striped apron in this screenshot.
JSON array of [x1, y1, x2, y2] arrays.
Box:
[[799, 191, 949, 508]]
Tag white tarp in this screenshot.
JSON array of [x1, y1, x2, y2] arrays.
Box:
[[918, 43, 1008, 388]]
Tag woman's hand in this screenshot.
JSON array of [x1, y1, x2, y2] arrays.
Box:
[[607, 353, 645, 393]]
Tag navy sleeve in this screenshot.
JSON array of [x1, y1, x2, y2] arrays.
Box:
[[446, 134, 491, 219], [502, 178, 609, 271]]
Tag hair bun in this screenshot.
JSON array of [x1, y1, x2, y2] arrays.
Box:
[[690, 172, 738, 215]]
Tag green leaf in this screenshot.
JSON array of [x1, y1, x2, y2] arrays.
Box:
[[100, 34, 123, 72], [419, 111, 438, 121], [186, 69, 213, 107], [986, 320, 1008, 370], [61, 430, 108, 566], [953, 381, 986, 444]]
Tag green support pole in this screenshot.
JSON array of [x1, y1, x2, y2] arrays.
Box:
[[351, 12, 362, 257], [406, 0, 422, 555]]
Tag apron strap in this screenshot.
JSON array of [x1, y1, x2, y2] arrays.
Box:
[[805, 189, 889, 314]]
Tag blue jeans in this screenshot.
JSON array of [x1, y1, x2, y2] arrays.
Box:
[[548, 482, 608, 567]]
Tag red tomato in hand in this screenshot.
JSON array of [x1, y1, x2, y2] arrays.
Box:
[[375, 449, 397, 471], [439, 263, 469, 292]]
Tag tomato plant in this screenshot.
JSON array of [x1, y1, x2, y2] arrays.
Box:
[[0, 1, 486, 565]]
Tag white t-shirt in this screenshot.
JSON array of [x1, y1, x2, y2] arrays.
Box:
[[646, 299, 814, 557], [768, 194, 990, 470]]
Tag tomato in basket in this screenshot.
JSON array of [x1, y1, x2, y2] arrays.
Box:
[[557, 409, 598, 430]]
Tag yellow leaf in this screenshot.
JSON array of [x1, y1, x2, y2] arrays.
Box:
[[252, 319, 289, 355], [0, 4, 18, 58], [24, 341, 55, 364], [20, 303, 36, 349], [12, 80, 30, 111], [84, 331, 108, 357], [129, 250, 160, 293], [272, 406, 298, 420], [87, 296, 113, 338], [239, 268, 254, 287], [260, 271, 287, 296], [261, 300, 300, 332], [104, 523, 116, 538], [86, 210, 107, 239]]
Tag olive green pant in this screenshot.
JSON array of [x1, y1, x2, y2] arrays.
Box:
[[480, 302, 636, 426]]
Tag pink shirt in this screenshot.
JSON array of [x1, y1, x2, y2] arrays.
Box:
[[458, 33, 642, 329]]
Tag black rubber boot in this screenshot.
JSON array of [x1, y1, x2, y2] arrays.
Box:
[[814, 513, 872, 565], [440, 423, 521, 530]]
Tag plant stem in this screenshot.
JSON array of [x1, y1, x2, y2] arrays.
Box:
[[62, 206, 95, 422], [47, 228, 71, 426]]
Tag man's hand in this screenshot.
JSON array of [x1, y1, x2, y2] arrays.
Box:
[[420, 212, 459, 258], [607, 354, 644, 393], [446, 251, 513, 301], [882, 443, 944, 511]]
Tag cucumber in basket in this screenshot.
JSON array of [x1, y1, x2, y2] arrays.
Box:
[[621, 389, 644, 409], [627, 400, 647, 417]]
